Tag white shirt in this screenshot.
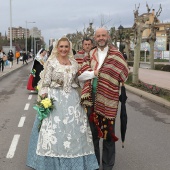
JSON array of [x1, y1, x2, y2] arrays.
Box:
[[78, 46, 108, 82], [0, 52, 3, 59]]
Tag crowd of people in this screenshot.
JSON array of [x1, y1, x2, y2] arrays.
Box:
[[0, 49, 35, 72], [26, 27, 129, 170]]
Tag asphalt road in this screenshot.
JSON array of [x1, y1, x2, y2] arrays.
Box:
[[0, 65, 170, 170]]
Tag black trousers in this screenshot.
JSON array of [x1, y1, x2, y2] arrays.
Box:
[[87, 92, 115, 170], [0, 59, 4, 72], [17, 58, 19, 64], [23, 59, 28, 64]]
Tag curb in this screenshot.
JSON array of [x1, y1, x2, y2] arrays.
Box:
[[125, 84, 170, 109], [0, 60, 33, 81]]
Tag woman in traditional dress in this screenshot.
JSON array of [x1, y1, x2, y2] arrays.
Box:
[[32, 49, 47, 88], [26, 37, 99, 170]]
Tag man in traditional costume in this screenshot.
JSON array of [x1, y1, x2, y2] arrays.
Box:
[[78, 28, 129, 170], [74, 37, 93, 68]]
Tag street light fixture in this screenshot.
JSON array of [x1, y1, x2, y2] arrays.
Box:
[[9, 0, 12, 50], [118, 25, 124, 54], [34, 39, 40, 55], [25, 21, 36, 54], [166, 27, 170, 62]]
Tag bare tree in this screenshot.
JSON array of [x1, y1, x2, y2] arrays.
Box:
[[99, 14, 113, 27], [146, 4, 162, 69]]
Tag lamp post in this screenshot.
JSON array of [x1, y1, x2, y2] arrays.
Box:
[[167, 28, 170, 62], [118, 25, 124, 54], [34, 39, 40, 55], [37, 44, 40, 52], [25, 21, 36, 54], [9, 0, 12, 50]]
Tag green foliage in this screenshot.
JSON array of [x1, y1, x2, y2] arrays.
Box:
[[155, 64, 170, 72], [154, 64, 164, 70], [154, 59, 169, 62], [126, 72, 170, 102]]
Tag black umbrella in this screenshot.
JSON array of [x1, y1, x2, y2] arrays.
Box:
[[119, 83, 128, 148]]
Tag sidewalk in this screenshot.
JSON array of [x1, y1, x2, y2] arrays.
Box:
[[0, 59, 33, 80], [126, 66, 170, 109], [129, 67, 170, 91]]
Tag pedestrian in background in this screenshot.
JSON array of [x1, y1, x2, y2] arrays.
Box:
[[74, 37, 93, 68], [31, 48, 47, 88], [8, 50, 14, 68], [0, 50, 5, 72], [78, 27, 129, 170], [74, 38, 93, 96], [15, 51, 20, 64], [23, 51, 28, 65], [123, 52, 128, 61]]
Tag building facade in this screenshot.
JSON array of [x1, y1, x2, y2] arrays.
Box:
[[7, 26, 43, 40], [7, 26, 29, 40]]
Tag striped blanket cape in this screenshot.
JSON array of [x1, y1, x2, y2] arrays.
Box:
[[80, 47, 129, 119], [80, 47, 129, 141]]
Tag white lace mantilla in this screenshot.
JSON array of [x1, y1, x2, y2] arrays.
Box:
[[40, 58, 79, 95]]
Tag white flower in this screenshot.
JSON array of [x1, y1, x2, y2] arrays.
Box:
[[50, 135, 57, 144], [87, 127, 92, 142], [63, 141, 71, 149], [54, 116, 61, 123], [63, 117, 69, 124], [80, 125, 86, 133], [75, 111, 80, 119], [68, 106, 74, 115], [67, 134, 72, 140], [53, 124, 57, 129]]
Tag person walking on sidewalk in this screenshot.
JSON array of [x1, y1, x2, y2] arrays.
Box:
[[0, 50, 5, 72], [8, 50, 14, 68], [23, 51, 28, 65], [15, 51, 20, 64], [78, 27, 129, 170]]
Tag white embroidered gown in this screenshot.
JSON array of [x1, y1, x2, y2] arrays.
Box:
[[26, 57, 98, 170]]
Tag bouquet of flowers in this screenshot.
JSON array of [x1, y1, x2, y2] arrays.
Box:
[[33, 96, 55, 132]]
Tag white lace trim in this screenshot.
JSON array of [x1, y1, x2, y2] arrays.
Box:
[[36, 151, 95, 158]]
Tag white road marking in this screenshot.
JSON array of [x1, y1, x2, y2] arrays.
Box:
[[6, 134, 20, 159], [28, 95, 32, 100], [30, 90, 34, 93], [24, 103, 30, 110], [18, 117, 26, 127]]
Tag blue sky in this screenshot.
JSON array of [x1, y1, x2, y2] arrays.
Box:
[[0, 0, 169, 45]]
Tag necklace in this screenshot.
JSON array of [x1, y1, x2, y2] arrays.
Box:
[[57, 57, 70, 65]]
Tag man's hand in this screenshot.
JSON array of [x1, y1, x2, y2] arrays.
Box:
[[94, 70, 99, 76]]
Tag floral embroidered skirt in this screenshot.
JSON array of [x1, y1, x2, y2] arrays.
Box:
[[26, 88, 99, 170]]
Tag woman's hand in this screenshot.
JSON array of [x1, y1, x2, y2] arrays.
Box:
[[41, 93, 47, 99]]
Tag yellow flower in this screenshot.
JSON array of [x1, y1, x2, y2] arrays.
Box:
[[41, 98, 52, 108], [36, 86, 40, 91]]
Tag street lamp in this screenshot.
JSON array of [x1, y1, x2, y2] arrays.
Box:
[[25, 21, 36, 54], [9, 0, 12, 50], [166, 27, 170, 62], [34, 39, 40, 55], [118, 25, 124, 54]]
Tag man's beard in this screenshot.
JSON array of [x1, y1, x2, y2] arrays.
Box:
[[97, 40, 108, 48]]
